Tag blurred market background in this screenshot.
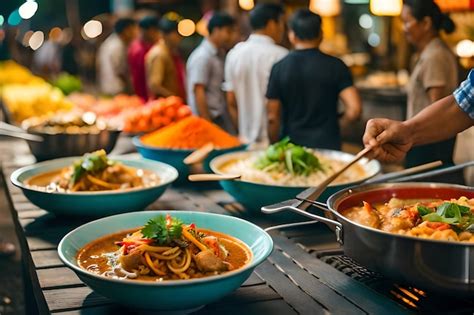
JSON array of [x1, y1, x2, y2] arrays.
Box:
[[0, 1, 473, 313]]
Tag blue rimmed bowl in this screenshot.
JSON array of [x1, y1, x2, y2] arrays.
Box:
[[58, 210, 273, 311], [10, 157, 178, 217], [133, 136, 247, 183], [210, 150, 382, 213]]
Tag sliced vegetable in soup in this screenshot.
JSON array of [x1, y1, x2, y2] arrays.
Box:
[[341, 197, 474, 242], [77, 215, 252, 281]]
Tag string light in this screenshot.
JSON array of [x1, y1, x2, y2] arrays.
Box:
[[456, 39, 474, 58], [83, 20, 102, 39], [239, 0, 255, 11], [370, 0, 402, 16], [178, 19, 196, 37], [309, 0, 341, 17]]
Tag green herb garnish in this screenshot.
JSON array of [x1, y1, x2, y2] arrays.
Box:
[[421, 202, 472, 226], [255, 137, 323, 176], [141, 215, 183, 245], [417, 205, 433, 216], [70, 150, 113, 187]]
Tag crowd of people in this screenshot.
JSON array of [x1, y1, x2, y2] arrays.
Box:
[[97, 4, 362, 150], [96, 0, 473, 168]]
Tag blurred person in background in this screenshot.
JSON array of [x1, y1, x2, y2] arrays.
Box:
[[145, 13, 185, 100], [401, 0, 459, 169], [32, 28, 63, 79], [186, 12, 236, 132], [128, 16, 160, 101], [97, 17, 137, 95], [266, 9, 361, 150], [224, 3, 288, 148]]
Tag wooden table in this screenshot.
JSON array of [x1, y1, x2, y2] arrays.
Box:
[[1, 139, 411, 315]]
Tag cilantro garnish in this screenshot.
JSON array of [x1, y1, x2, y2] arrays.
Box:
[[141, 215, 183, 245]]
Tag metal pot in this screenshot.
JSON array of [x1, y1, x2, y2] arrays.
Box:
[[26, 129, 121, 161], [262, 182, 474, 296]]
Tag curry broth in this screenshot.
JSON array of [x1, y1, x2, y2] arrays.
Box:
[[77, 227, 253, 281], [25, 167, 159, 192]]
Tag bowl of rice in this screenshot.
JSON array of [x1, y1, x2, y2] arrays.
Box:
[[209, 140, 381, 212]]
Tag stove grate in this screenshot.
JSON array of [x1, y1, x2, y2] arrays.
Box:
[[316, 251, 474, 315]]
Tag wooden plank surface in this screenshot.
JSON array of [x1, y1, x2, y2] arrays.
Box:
[[1, 138, 416, 315]]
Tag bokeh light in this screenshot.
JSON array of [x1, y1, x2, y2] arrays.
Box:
[[19, 1, 38, 20], [359, 14, 373, 29], [22, 30, 34, 47], [8, 10, 22, 26], [29, 31, 44, 50], [368, 33, 381, 47], [456, 39, 474, 58], [178, 19, 196, 37], [239, 0, 255, 11], [83, 20, 103, 39]]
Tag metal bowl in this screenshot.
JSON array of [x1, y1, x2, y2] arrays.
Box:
[[26, 129, 121, 161]]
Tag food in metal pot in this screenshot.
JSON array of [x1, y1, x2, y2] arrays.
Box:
[[342, 197, 474, 242]]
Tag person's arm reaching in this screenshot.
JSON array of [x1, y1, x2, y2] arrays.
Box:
[[363, 95, 473, 162], [226, 91, 239, 131], [194, 84, 212, 121], [267, 99, 281, 143]]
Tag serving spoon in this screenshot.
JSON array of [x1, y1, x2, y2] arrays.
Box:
[[183, 142, 214, 165]]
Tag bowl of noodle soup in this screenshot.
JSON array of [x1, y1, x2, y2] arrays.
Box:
[[58, 211, 273, 311], [10, 154, 178, 216], [210, 149, 381, 212]]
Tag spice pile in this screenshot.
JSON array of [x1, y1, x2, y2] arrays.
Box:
[[140, 116, 241, 149]]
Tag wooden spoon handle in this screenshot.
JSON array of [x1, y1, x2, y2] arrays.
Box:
[[183, 143, 214, 165], [188, 174, 241, 182], [296, 146, 374, 206]]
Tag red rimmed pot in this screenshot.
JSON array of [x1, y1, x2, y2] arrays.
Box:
[[262, 182, 474, 296]]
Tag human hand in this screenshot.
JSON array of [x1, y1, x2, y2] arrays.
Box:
[[362, 118, 414, 162]]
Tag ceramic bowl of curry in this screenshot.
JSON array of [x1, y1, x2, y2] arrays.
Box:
[[58, 210, 273, 311], [10, 156, 178, 217]]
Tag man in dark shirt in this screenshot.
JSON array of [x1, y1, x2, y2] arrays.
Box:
[[266, 9, 361, 150]]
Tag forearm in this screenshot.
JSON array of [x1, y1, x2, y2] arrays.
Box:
[[226, 92, 238, 131], [267, 99, 281, 144], [404, 95, 473, 146], [195, 90, 212, 121], [340, 86, 362, 121]]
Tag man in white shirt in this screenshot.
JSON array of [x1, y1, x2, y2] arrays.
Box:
[[224, 3, 288, 147], [97, 18, 138, 95]]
